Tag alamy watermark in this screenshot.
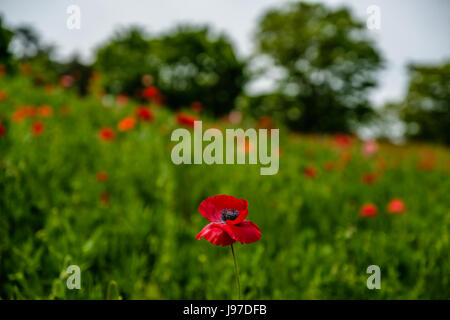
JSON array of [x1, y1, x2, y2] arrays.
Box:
[[366, 5, 381, 30], [366, 265, 381, 290], [171, 121, 279, 175], [66, 5, 81, 30], [66, 265, 81, 289]]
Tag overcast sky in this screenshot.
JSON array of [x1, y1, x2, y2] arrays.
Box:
[[1, 0, 449, 106]]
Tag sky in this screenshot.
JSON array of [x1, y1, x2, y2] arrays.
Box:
[[0, 0, 449, 107]]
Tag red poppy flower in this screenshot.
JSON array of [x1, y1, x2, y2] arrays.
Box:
[[190, 101, 203, 113], [31, 121, 45, 136], [99, 127, 116, 141], [142, 86, 159, 99], [60, 75, 74, 87], [362, 140, 378, 157], [361, 173, 377, 184], [97, 171, 108, 182], [387, 198, 405, 214], [118, 117, 136, 132], [359, 203, 378, 218], [303, 166, 317, 178], [0, 90, 7, 101], [196, 195, 261, 246], [136, 106, 154, 122], [176, 113, 198, 128], [333, 133, 353, 148], [116, 94, 129, 106], [100, 191, 110, 204], [0, 123, 5, 137], [324, 161, 335, 172], [37, 105, 53, 117]]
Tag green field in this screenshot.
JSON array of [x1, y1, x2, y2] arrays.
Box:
[[0, 74, 449, 299]]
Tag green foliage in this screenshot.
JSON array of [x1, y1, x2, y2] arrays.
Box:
[[0, 15, 14, 69], [0, 74, 449, 299], [94, 25, 246, 116], [400, 62, 450, 145], [253, 2, 383, 132]]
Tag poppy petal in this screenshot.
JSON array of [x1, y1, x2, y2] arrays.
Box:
[[221, 220, 261, 244], [226, 199, 248, 225], [198, 198, 222, 222], [198, 195, 247, 222], [195, 223, 236, 246]]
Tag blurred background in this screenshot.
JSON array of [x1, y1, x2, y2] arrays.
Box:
[[0, 0, 449, 299]]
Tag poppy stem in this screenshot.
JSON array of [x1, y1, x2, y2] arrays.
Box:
[[230, 243, 241, 300]]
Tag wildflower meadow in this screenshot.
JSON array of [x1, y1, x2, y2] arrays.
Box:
[[0, 73, 449, 299]]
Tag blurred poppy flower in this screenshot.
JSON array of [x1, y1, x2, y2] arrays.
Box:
[[99, 127, 116, 141], [190, 101, 203, 113], [387, 198, 405, 214], [0, 90, 7, 101], [303, 166, 317, 178], [116, 94, 129, 106], [0, 123, 5, 137], [228, 110, 242, 125], [196, 195, 261, 246], [361, 173, 377, 184], [324, 161, 335, 172], [118, 117, 136, 132], [176, 113, 197, 128], [362, 140, 378, 157], [37, 105, 53, 117], [333, 133, 353, 148], [359, 203, 378, 218], [32, 121, 45, 136], [100, 191, 110, 204], [97, 172, 108, 183], [13, 106, 36, 123], [257, 116, 274, 130], [136, 106, 154, 122], [60, 75, 74, 87]]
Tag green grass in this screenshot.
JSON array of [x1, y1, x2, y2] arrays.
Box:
[[0, 74, 449, 299]]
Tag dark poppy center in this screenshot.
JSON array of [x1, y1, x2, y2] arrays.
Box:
[[221, 209, 239, 221]]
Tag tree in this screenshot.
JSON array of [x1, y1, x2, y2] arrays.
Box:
[[400, 62, 450, 145], [0, 16, 14, 70], [94, 25, 246, 116], [253, 2, 383, 133]]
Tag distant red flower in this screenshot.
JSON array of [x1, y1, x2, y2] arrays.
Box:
[[361, 173, 377, 184], [100, 192, 110, 204], [116, 94, 129, 106], [387, 198, 405, 214], [37, 105, 53, 117], [143, 86, 159, 99], [190, 101, 203, 113], [136, 106, 154, 122], [359, 203, 378, 218], [118, 117, 136, 132], [176, 113, 198, 128], [303, 166, 317, 178], [0, 123, 5, 137], [362, 140, 378, 157], [324, 161, 335, 172], [97, 172, 108, 183], [333, 133, 353, 148], [0, 90, 7, 101], [13, 106, 36, 123], [60, 75, 74, 87], [32, 121, 45, 136], [196, 195, 261, 246], [99, 127, 116, 141], [257, 116, 274, 130]]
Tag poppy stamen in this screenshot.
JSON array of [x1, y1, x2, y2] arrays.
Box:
[[221, 209, 239, 222]]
